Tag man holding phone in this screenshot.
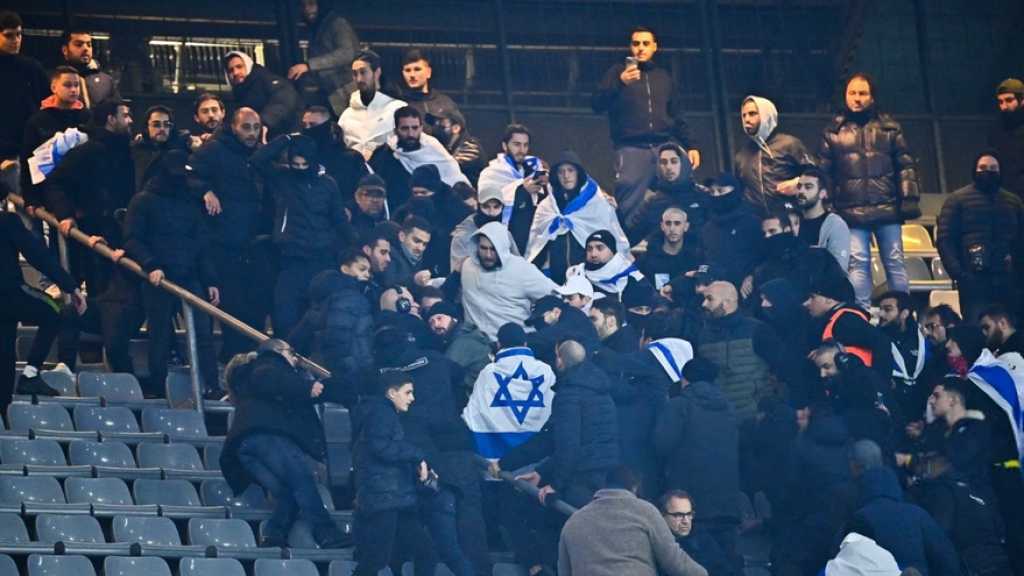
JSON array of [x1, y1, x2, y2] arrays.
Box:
[[593, 26, 700, 223]]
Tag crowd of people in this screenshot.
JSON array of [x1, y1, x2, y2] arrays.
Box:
[[2, 4, 1024, 576]]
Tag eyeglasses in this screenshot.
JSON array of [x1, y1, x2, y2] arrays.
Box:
[[665, 511, 694, 519]]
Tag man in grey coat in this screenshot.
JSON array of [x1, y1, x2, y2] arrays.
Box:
[[289, 0, 361, 114], [559, 466, 707, 576]]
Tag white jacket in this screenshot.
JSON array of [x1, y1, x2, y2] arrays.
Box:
[[338, 90, 406, 158], [461, 221, 559, 341]]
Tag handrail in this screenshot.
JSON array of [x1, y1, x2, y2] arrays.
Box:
[[474, 456, 577, 517], [7, 194, 332, 382]]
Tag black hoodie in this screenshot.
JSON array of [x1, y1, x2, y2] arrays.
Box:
[[0, 52, 49, 158], [19, 105, 91, 208], [228, 60, 302, 138], [301, 121, 367, 201], [988, 105, 1024, 198]]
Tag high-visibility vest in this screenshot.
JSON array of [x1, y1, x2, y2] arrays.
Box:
[[823, 307, 873, 367]]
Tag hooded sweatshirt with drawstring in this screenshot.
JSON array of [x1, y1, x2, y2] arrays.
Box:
[[733, 95, 813, 215], [223, 51, 302, 138], [461, 221, 559, 341]]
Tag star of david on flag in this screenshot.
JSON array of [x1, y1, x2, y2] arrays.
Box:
[[491, 362, 546, 425]]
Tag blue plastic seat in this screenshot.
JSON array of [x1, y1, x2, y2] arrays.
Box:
[[68, 440, 135, 468], [137, 443, 203, 470], [187, 518, 256, 548], [0, 476, 65, 506], [1, 439, 66, 467], [104, 557, 172, 576], [179, 558, 245, 576], [73, 406, 139, 434], [141, 408, 208, 439], [112, 515, 181, 546], [26, 555, 96, 576], [254, 559, 319, 576], [133, 479, 202, 507], [7, 404, 73, 433], [0, 512, 30, 543], [77, 373, 144, 402], [35, 514, 105, 544], [64, 477, 133, 506]]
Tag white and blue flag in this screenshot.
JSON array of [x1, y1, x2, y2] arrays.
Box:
[[968, 349, 1024, 460], [462, 346, 556, 460], [525, 176, 629, 263]]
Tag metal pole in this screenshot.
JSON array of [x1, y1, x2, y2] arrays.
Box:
[[475, 456, 577, 516], [492, 0, 517, 124], [181, 302, 204, 415], [56, 234, 70, 273], [699, 0, 733, 172]]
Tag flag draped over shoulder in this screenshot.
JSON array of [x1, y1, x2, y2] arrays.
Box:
[[27, 128, 88, 185], [524, 176, 630, 262], [461, 347, 556, 460], [645, 338, 695, 383], [968, 349, 1024, 460]]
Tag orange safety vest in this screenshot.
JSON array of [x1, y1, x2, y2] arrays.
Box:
[[822, 308, 873, 367]]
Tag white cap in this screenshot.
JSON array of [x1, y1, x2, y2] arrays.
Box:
[[556, 275, 595, 298]]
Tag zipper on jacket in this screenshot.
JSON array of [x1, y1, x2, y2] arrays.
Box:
[[644, 73, 654, 131]]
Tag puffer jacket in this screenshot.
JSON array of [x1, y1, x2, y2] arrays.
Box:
[[224, 51, 301, 138], [734, 96, 814, 215], [818, 110, 921, 226], [251, 134, 353, 258], [935, 180, 1024, 280], [538, 360, 620, 491], [353, 395, 426, 514], [654, 380, 739, 520]]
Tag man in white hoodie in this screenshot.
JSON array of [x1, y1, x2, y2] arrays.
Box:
[[461, 221, 558, 341], [338, 50, 406, 160], [733, 95, 813, 215]]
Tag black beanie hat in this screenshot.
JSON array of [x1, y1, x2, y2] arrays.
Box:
[[426, 301, 460, 322], [585, 230, 618, 255], [681, 357, 719, 383], [946, 325, 986, 366], [410, 164, 444, 193], [497, 322, 528, 349]]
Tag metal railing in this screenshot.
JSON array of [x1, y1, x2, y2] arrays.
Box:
[[7, 193, 330, 413], [475, 456, 577, 517]]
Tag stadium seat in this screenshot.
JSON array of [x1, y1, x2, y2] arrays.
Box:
[[929, 290, 961, 318], [204, 445, 222, 470], [136, 443, 203, 471], [905, 257, 932, 282], [0, 512, 30, 543], [77, 373, 144, 402], [902, 223, 934, 251], [63, 477, 144, 516], [870, 257, 886, 286], [7, 404, 73, 433], [73, 406, 139, 434], [179, 558, 246, 576], [27, 555, 96, 576], [141, 408, 208, 440], [931, 258, 949, 280], [326, 443, 353, 488], [0, 476, 66, 507], [68, 440, 134, 468], [187, 518, 257, 548], [40, 371, 76, 397], [321, 407, 352, 442], [1, 439, 66, 467], [201, 479, 270, 510], [254, 559, 319, 576], [0, 555, 15, 575], [493, 565, 529, 576], [112, 516, 181, 546], [328, 560, 358, 576], [35, 514, 105, 544], [104, 556, 172, 576], [133, 479, 201, 507]]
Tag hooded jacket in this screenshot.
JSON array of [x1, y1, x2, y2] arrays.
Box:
[[626, 174, 706, 245], [734, 96, 814, 215], [449, 212, 519, 272], [988, 102, 1024, 198], [700, 191, 765, 288], [592, 58, 694, 149], [851, 467, 961, 576], [655, 380, 740, 521], [338, 89, 407, 159], [250, 134, 354, 259], [818, 107, 921, 226], [301, 121, 367, 201], [224, 51, 301, 138], [935, 152, 1024, 280], [461, 221, 559, 341]]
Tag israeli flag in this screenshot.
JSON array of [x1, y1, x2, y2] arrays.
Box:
[[27, 128, 88, 185], [524, 176, 629, 263], [646, 338, 695, 383], [461, 347, 556, 460], [968, 349, 1024, 460]]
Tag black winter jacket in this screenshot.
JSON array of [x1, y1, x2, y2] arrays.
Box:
[[591, 59, 694, 149], [0, 212, 77, 294], [527, 305, 601, 367], [654, 380, 739, 520], [701, 199, 764, 287], [402, 88, 461, 131], [251, 135, 354, 258], [353, 396, 426, 514], [626, 176, 706, 244], [124, 174, 217, 286], [988, 107, 1024, 198], [187, 129, 267, 251], [230, 64, 302, 138], [291, 270, 374, 405], [44, 128, 135, 231], [221, 353, 327, 493], [131, 130, 192, 193], [935, 182, 1024, 280], [19, 106, 91, 208], [636, 232, 702, 289], [301, 122, 368, 201], [0, 53, 49, 158], [850, 467, 961, 576], [735, 130, 812, 215], [818, 111, 921, 226], [537, 360, 620, 491]]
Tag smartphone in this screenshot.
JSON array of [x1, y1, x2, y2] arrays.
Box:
[[625, 56, 639, 68], [532, 170, 549, 179]]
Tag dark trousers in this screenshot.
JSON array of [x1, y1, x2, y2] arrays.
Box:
[[236, 433, 338, 542], [418, 488, 475, 576], [58, 298, 143, 373], [143, 281, 218, 396], [958, 273, 1015, 324], [992, 466, 1024, 575], [354, 507, 437, 576], [0, 285, 62, 408], [273, 256, 335, 341], [703, 517, 742, 576], [455, 481, 492, 576], [215, 250, 272, 360]]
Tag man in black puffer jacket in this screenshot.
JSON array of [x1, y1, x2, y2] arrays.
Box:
[[936, 150, 1024, 322], [220, 340, 347, 549], [818, 73, 921, 308], [187, 107, 272, 359], [701, 173, 764, 290], [251, 132, 355, 337], [224, 51, 301, 138], [734, 95, 813, 215], [288, 249, 374, 408], [124, 150, 220, 397]]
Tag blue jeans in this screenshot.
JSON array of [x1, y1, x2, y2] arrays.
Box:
[[848, 224, 909, 307], [419, 488, 475, 576], [236, 434, 338, 543]]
